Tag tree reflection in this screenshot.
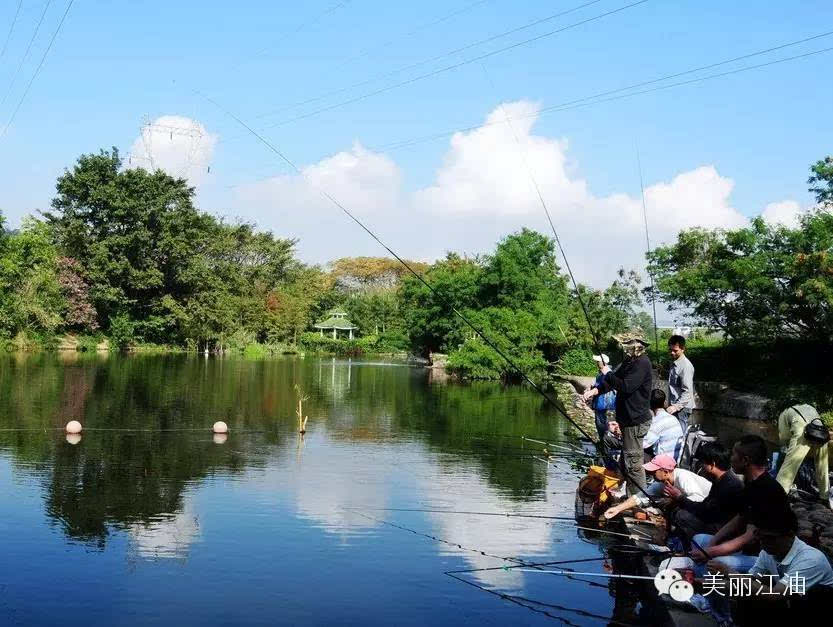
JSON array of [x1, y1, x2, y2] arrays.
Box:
[[0, 353, 577, 546]]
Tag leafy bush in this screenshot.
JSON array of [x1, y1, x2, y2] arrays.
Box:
[[75, 334, 104, 352], [558, 348, 598, 376], [108, 314, 135, 350]]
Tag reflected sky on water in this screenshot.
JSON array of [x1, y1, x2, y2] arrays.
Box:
[[0, 354, 620, 625]]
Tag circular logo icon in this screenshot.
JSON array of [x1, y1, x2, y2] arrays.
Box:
[[653, 569, 682, 594], [668, 580, 694, 602]]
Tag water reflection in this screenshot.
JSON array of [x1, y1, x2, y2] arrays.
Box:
[[0, 354, 611, 625], [128, 506, 201, 560]]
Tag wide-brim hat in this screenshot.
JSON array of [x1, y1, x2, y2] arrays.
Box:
[[613, 329, 649, 345]]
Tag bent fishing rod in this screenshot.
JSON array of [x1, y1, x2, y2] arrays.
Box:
[[198, 93, 712, 561]]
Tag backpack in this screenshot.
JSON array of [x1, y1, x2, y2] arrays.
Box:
[[677, 428, 718, 473]]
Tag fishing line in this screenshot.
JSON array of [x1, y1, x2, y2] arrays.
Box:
[[512, 568, 654, 580], [480, 62, 604, 357], [346, 507, 580, 520], [196, 90, 713, 561], [445, 571, 632, 626], [350, 509, 557, 563], [636, 146, 659, 356], [445, 556, 608, 574]]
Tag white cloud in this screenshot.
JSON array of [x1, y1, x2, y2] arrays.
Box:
[[762, 200, 804, 228], [129, 115, 217, 185], [230, 102, 776, 287]]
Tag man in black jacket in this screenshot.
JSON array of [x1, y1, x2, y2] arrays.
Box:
[[669, 442, 743, 539], [583, 329, 653, 495]]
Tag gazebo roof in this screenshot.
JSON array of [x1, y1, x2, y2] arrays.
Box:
[[314, 310, 358, 330]]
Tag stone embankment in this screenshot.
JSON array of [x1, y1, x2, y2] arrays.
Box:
[[556, 375, 773, 421]]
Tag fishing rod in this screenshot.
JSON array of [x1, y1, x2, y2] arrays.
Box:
[[575, 525, 652, 541], [481, 63, 605, 358], [636, 146, 660, 356], [345, 507, 578, 521], [445, 556, 608, 575], [522, 436, 594, 457], [514, 568, 654, 580], [445, 571, 633, 626], [198, 93, 713, 562]]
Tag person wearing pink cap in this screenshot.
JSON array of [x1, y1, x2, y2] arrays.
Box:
[[603, 453, 712, 520]]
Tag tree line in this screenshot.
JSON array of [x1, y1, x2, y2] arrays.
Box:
[[1, 148, 832, 383]]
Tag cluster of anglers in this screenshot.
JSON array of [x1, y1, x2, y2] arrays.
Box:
[[580, 330, 832, 624]]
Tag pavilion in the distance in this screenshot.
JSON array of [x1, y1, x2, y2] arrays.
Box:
[[313, 309, 359, 339]]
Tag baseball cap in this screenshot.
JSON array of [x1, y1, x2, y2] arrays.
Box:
[[643, 454, 677, 472], [592, 353, 609, 365]]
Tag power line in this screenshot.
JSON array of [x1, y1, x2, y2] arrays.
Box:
[[252, 0, 606, 122], [254, 0, 649, 130], [0, 0, 52, 110], [332, 0, 496, 72], [0, 0, 74, 142], [231, 32, 833, 193], [219, 0, 353, 81], [373, 31, 833, 153], [0, 0, 24, 60]]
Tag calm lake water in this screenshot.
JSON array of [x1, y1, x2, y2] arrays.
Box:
[[0, 353, 637, 626]]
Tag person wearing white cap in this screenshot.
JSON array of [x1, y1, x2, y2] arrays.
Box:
[[587, 353, 616, 443]]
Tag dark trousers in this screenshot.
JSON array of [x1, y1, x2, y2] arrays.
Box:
[[672, 508, 720, 546], [622, 422, 650, 496]]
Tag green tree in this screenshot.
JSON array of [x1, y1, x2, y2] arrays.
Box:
[[0, 217, 65, 339], [809, 155, 833, 208], [45, 149, 218, 341], [399, 253, 483, 355], [648, 212, 833, 343]]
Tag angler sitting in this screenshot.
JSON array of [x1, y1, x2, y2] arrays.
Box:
[[603, 453, 711, 520], [702, 509, 833, 624], [671, 442, 743, 540], [689, 435, 793, 575], [642, 389, 684, 458], [598, 388, 682, 468]]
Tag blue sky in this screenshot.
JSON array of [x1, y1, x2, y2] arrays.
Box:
[[1, 0, 832, 286]]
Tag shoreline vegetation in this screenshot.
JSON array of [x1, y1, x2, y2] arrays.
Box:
[[2, 149, 833, 421]]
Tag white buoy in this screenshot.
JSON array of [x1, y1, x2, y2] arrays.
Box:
[[65, 420, 83, 434], [212, 421, 228, 434], [213, 433, 228, 445], [66, 433, 82, 445]]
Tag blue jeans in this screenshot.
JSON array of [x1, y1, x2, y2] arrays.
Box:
[[595, 410, 608, 441], [691, 534, 758, 576], [691, 533, 757, 623], [677, 408, 691, 433]]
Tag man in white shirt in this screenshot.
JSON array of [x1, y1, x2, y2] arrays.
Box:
[[705, 509, 833, 621], [603, 454, 711, 519], [643, 388, 684, 459]]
